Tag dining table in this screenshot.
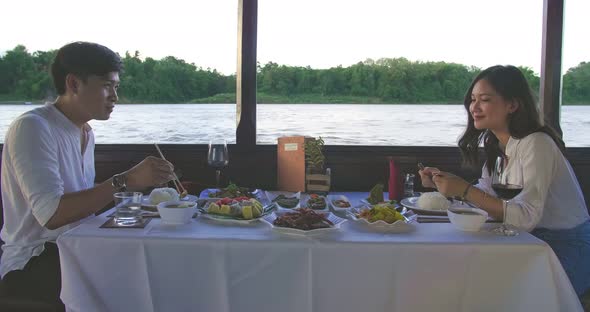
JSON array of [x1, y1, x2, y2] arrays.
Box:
[[56, 192, 583, 312]]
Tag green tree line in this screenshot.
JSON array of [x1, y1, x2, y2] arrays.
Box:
[[0, 45, 588, 104]]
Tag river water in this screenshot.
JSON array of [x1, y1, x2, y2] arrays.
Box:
[[1, 104, 588, 146]]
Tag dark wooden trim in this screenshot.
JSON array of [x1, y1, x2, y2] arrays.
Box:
[[236, 0, 258, 146], [540, 0, 564, 136], [84, 145, 590, 207], [2, 144, 590, 231]]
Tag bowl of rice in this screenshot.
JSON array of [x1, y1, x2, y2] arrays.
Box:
[[148, 188, 180, 205], [417, 192, 451, 210]]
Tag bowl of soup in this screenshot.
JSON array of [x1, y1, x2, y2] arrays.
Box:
[[157, 200, 197, 224], [447, 207, 488, 232]]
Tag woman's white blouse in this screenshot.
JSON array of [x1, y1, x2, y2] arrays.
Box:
[[476, 132, 589, 231]]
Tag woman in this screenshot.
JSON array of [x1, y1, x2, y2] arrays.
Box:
[[419, 65, 590, 296]]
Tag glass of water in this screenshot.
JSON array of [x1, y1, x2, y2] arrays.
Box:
[[114, 192, 143, 226], [403, 173, 416, 198]]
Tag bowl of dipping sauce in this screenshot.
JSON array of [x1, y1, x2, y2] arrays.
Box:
[[447, 207, 488, 232], [157, 200, 197, 224]]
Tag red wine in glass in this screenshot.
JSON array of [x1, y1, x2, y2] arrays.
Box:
[[491, 155, 522, 236], [491, 183, 523, 200], [208, 140, 229, 188]]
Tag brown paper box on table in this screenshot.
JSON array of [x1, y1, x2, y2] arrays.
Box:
[[277, 136, 312, 192]]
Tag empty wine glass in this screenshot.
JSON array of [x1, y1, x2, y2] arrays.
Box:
[[208, 140, 229, 188], [490, 155, 523, 236]]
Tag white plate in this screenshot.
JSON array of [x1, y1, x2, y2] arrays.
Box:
[[300, 194, 329, 212], [327, 195, 353, 212], [401, 197, 468, 215], [262, 211, 346, 236], [266, 191, 301, 211], [198, 201, 274, 225], [141, 194, 199, 209], [348, 208, 416, 233]]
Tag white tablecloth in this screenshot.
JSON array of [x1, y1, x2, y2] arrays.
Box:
[[57, 193, 583, 312]]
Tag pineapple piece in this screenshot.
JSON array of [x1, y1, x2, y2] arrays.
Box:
[[220, 204, 231, 215], [208, 203, 220, 214], [253, 199, 263, 210], [242, 206, 253, 219], [252, 205, 262, 218]]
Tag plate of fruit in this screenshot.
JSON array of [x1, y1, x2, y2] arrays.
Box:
[[199, 197, 273, 224]]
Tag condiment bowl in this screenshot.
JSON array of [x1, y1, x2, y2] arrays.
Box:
[[157, 200, 197, 224], [447, 207, 488, 232]]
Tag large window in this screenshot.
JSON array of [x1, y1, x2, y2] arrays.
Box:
[[2, 1, 586, 147], [0, 0, 237, 144], [257, 0, 544, 146], [562, 0, 590, 147]]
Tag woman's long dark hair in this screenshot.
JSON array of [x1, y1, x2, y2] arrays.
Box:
[[458, 65, 565, 175]]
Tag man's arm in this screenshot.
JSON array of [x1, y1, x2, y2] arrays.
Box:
[[45, 178, 117, 230], [45, 156, 175, 230]]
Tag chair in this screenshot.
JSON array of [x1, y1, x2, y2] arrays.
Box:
[[0, 297, 63, 312], [0, 279, 64, 312], [582, 288, 590, 312]]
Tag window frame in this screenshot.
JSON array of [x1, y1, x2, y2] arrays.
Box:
[[235, 0, 566, 147]]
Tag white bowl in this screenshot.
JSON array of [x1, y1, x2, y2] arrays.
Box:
[[266, 191, 301, 211], [327, 194, 352, 212], [447, 207, 488, 231], [157, 200, 197, 224]]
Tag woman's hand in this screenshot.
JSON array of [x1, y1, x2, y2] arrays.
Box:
[[431, 171, 469, 198], [418, 166, 440, 188]]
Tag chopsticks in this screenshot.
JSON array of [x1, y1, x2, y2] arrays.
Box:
[[154, 143, 188, 198]]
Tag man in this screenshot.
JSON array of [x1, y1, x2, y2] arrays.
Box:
[[0, 42, 174, 309]]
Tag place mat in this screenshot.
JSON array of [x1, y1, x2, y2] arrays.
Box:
[[107, 209, 159, 218], [106, 211, 199, 219], [417, 216, 451, 223], [417, 215, 502, 223], [100, 217, 152, 229]]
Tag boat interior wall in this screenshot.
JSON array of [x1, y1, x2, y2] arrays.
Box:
[[0, 144, 589, 235]]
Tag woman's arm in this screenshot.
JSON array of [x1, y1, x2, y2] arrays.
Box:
[[433, 171, 505, 220], [462, 134, 557, 230], [502, 134, 557, 230]]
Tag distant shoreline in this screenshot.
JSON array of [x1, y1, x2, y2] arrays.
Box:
[[1, 102, 588, 106], [1, 94, 588, 106]]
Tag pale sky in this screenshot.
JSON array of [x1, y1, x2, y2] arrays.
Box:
[[1, 0, 588, 75]]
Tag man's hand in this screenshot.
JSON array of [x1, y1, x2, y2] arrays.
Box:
[[124, 156, 175, 191]]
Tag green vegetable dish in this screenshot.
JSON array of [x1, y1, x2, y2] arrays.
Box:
[[367, 183, 384, 204], [272, 195, 299, 208], [209, 183, 256, 199], [306, 194, 326, 210]]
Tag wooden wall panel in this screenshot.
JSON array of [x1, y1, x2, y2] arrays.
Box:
[[88, 145, 589, 205], [2, 145, 589, 223]]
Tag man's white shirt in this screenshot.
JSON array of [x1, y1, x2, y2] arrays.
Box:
[[1, 104, 95, 277]]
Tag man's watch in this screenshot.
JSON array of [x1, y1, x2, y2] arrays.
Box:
[[112, 173, 127, 191]]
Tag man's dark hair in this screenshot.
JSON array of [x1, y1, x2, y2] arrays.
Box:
[[51, 41, 122, 95]]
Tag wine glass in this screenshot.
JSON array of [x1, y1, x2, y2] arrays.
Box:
[[490, 155, 523, 236], [208, 140, 229, 188]]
